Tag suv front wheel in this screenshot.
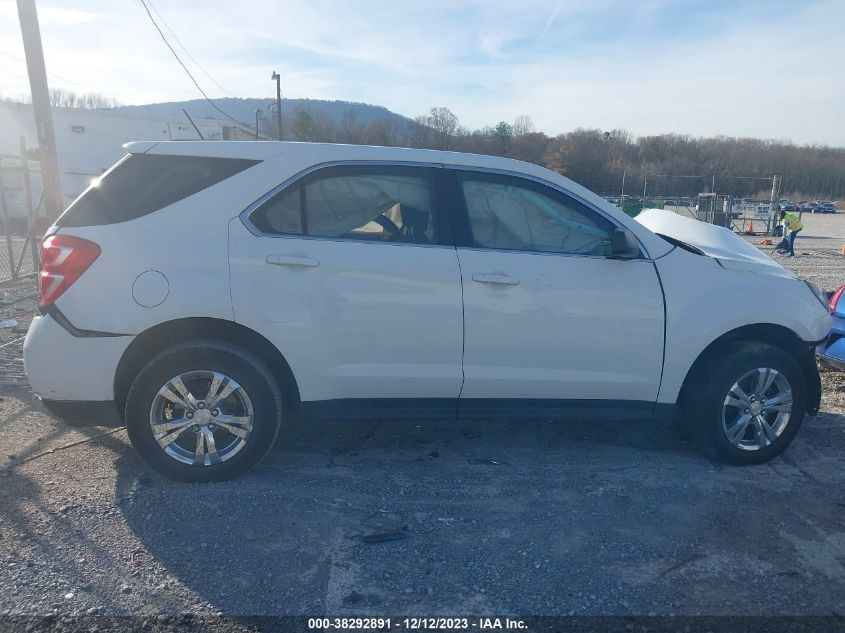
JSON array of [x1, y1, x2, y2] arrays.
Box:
[[686, 341, 807, 465], [125, 340, 282, 482]]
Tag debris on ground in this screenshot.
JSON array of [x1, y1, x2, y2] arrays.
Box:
[[361, 530, 407, 543], [361, 511, 408, 543]]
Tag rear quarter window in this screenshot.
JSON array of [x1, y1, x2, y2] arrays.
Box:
[[56, 154, 260, 227]]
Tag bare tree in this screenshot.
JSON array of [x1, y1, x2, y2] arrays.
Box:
[[339, 109, 362, 144], [415, 107, 459, 150], [291, 109, 318, 141], [47, 87, 119, 109], [512, 114, 534, 136], [426, 107, 459, 138], [364, 117, 399, 147]]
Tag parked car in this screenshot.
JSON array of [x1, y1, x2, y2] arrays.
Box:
[[800, 201, 822, 213], [779, 201, 797, 212], [817, 286, 845, 370], [821, 201, 837, 214], [24, 142, 830, 481]]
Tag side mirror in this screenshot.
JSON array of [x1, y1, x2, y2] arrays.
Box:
[[611, 227, 640, 259]]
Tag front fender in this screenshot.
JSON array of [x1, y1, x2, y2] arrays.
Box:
[[655, 247, 829, 404]]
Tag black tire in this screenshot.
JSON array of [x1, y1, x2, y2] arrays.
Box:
[[125, 340, 282, 482], [685, 341, 807, 465]]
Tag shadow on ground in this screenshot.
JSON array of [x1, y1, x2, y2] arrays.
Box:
[[113, 412, 845, 616], [0, 388, 135, 613]]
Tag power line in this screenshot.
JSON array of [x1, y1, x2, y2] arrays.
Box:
[[144, 0, 238, 99], [0, 65, 30, 82], [137, 0, 256, 135], [0, 50, 93, 92]]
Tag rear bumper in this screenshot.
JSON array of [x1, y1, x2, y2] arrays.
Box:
[[40, 398, 123, 427], [23, 313, 132, 401]]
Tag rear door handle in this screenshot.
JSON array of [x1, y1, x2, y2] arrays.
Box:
[[471, 273, 519, 286], [266, 255, 320, 268]]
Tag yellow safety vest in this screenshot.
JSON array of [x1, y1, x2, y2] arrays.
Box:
[[783, 213, 803, 232]]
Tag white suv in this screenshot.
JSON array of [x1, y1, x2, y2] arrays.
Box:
[[24, 141, 830, 481]]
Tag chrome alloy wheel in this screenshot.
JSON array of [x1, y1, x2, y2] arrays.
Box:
[[721, 367, 793, 451], [149, 370, 254, 466]]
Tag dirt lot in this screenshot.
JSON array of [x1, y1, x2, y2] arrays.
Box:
[[0, 213, 844, 621]]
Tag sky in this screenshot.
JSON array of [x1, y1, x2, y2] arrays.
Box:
[[1, 0, 844, 145]]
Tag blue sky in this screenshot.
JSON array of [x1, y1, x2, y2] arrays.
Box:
[[1, 0, 844, 145]]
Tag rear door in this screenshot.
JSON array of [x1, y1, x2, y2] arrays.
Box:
[[229, 164, 464, 417], [449, 169, 665, 419]]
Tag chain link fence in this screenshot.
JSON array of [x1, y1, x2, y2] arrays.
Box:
[[0, 154, 45, 284], [605, 173, 779, 235]]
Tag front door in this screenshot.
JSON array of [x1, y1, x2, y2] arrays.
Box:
[[450, 170, 665, 419]]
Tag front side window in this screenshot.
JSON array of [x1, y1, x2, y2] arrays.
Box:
[[250, 168, 437, 245], [459, 175, 614, 256]]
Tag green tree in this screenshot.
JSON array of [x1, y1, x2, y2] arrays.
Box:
[[494, 121, 513, 150]]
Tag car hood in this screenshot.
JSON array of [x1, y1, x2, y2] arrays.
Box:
[[635, 208, 795, 279]]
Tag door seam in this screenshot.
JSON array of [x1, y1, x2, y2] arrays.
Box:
[[650, 258, 669, 412], [454, 245, 466, 419]]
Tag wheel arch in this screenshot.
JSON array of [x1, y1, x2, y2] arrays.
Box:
[[675, 323, 821, 415], [114, 317, 301, 421]]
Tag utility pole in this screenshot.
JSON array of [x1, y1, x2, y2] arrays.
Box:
[[642, 170, 648, 213], [254, 109, 260, 140], [271, 71, 282, 141], [16, 0, 64, 222], [768, 174, 781, 235]]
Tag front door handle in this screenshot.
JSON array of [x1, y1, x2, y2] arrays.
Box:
[[471, 273, 519, 286], [266, 255, 320, 268]]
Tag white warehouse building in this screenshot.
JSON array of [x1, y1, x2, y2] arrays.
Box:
[[0, 101, 259, 205]]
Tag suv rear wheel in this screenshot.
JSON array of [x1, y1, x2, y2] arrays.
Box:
[[125, 340, 282, 482], [685, 341, 807, 465]]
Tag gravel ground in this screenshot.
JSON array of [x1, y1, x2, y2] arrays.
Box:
[[0, 280, 37, 388], [741, 211, 845, 292], [0, 280, 37, 343], [0, 215, 844, 623]]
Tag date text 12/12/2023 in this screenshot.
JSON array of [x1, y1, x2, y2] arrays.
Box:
[[307, 618, 528, 630]]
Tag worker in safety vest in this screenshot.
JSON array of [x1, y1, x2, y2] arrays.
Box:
[[778, 208, 803, 256]]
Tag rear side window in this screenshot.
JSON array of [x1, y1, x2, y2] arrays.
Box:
[[250, 189, 303, 235], [57, 154, 260, 227], [306, 173, 434, 243]]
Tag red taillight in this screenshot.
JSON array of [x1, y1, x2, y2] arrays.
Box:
[[39, 235, 101, 308], [829, 285, 845, 314]]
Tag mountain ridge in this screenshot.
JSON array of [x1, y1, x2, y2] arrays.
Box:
[[115, 97, 413, 130]]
